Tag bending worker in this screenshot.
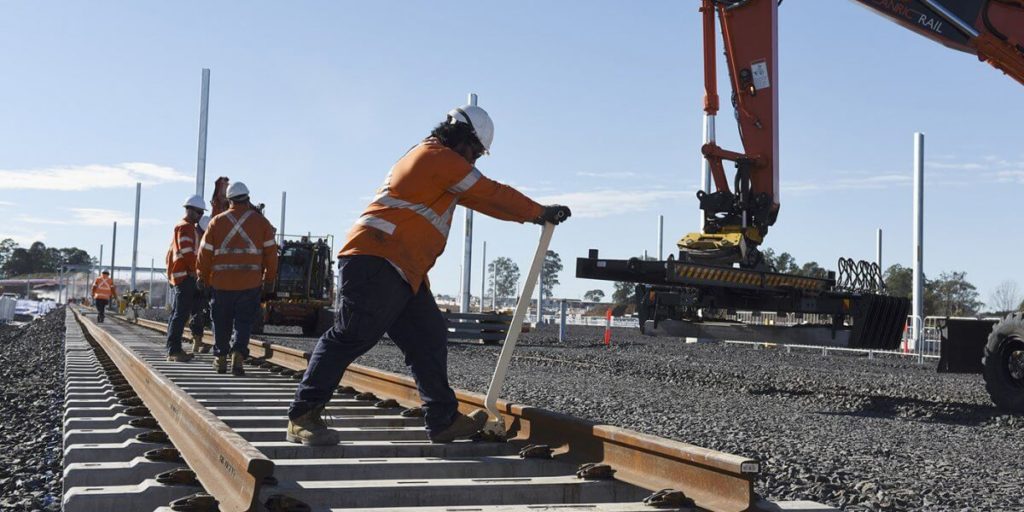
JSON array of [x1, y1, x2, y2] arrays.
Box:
[[91, 270, 116, 323], [286, 103, 571, 446], [198, 182, 278, 376], [164, 195, 206, 362]]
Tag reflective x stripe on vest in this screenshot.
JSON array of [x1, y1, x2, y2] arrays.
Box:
[[358, 167, 482, 240], [217, 210, 259, 255]]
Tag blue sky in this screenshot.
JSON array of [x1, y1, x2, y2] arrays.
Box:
[[1, 1, 1021, 305]]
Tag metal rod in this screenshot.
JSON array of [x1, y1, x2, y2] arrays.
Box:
[[537, 228, 543, 324], [280, 191, 287, 243], [558, 299, 567, 343], [876, 228, 883, 270], [658, 215, 664, 260], [196, 68, 211, 197], [480, 241, 486, 312], [131, 182, 141, 290], [700, 114, 715, 231], [919, 0, 981, 37], [460, 93, 478, 313], [912, 133, 925, 362]]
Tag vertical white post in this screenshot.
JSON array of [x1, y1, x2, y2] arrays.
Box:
[[700, 113, 715, 231], [131, 182, 141, 290], [196, 68, 211, 198], [460, 92, 478, 314], [559, 299, 567, 342], [876, 228, 883, 270], [280, 191, 287, 243], [658, 214, 664, 260], [480, 241, 487, 312], [537, 233, 544, 324], [99, 245, 103, 274], [912, 133, 925, 361]]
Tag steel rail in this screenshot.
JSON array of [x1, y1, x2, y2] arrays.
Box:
[[72, 308, 273, 511], [123, 314, 761, 511]]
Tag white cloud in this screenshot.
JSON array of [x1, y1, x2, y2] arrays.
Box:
[[535, 188, 693, 218], [783, 174, 909, 194], [0, 229, 47, 246], [14, 208, 159, 227], [0, 201, 14, 207], [575, 171, 638, 179], [0, 162, 191, 191]]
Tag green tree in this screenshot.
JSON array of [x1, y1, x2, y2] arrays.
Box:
[[612, 281, 636, 305], [583, 289, 605, 302], [798, 261, 827, 278], [929, 271, 982, 316], [0, 239, 18, 277], [541, 250, 562, 298], [488, 257, 520, 303], [883, 264, 915, 299]]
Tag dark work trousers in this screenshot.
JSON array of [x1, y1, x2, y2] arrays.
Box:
[[288, 255, 458, 434], [189, 288, 210, 340], [210, 287, 262, 357], [165, 275, 196, 355], [95, 299, 109, 322]]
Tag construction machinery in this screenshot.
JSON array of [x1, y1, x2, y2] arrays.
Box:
[[209, 178, 336, 337], [577, 1, 1024, 411]]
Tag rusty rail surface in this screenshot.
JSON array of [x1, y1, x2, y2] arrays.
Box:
[[72, 308, 273, 512], [124, 314, 760, 511]]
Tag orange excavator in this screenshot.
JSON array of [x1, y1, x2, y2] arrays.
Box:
[[577, 1, 1024, 411]]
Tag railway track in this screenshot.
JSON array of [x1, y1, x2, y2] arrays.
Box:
[[63, 307, 833, 512]]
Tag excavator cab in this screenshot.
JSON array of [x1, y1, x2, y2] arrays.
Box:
[[255, 235, 336, 337]]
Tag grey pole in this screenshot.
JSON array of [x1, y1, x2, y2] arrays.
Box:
[[99, 245, 103, 273], [558, 299, 567, 343], [131, 182, 141, 290], [196, 68, 211, 198], [912, 133, 925, 361], [658, 215, 664, 260], [537, 232, 544, 324], [876, 228, 883, 271], [111, 222, 117, 275], [460, 93, 478, 313], [480, 241, 487, 312], [279, 191, 287, 243], [700, 114, 715, 231]]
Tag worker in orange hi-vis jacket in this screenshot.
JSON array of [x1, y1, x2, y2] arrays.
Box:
[[163, 195, 207, 363], [197, 182, 279, 376], [286, 103, 572, 446], [91, 270, 116, 323]]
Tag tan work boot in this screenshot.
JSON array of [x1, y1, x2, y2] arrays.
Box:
[[191, 336, 204, 354], [213, 355, 227, 374], [429, 409, 488, 443], [166, 351, 194, 362], [286, 405, 340, 446], [230, 351, 245, 376]]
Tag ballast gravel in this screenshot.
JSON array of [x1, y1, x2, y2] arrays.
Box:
[[268, 324, 1024, 511], [0, 308, 65, 512]]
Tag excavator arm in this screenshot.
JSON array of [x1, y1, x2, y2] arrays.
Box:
[[682, 0, 1024, 269]]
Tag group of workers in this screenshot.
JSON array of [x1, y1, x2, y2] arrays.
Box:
[[95, 103, 572, 445]]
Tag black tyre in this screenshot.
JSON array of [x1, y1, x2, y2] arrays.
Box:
[[983, 313, 1024, 414]]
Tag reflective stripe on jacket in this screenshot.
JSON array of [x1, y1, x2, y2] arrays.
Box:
[[166, 219, 198, 286], [92, 276, 116, 300], [339, 139, 543, 292], [197, 204, 279, 291]]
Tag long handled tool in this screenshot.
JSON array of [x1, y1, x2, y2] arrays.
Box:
[[481, 222, 555, 438]]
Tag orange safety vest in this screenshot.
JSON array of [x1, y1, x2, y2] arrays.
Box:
[[92, 275, 116, 300], [198, 204, 279, 291], [166, 219, 199, 286], [339, 139, 543, 292]]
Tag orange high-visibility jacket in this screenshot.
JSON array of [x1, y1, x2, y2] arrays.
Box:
[[92, 275, 116, 300], [197, 204, 279, 291], [339, 139, 543, 292], [165, 219, 199, 286]]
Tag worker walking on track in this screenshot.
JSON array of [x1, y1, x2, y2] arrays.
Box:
[[164, 195, 206, 362], [91, 270, 116, 323], [286, 103, 571, 446], [198, 182, 279, 376], [189, 215, 213, 354]]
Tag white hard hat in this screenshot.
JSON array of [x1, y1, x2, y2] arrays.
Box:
[[198, 215, 211, 231], [226, 181, 250, 199], [447, 105, 494, 152], [183, 194, 206, 211]]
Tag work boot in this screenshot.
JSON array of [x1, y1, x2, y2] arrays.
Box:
[[231, 352, 245, 376], [213, 355, 227, 374], [428, 409, 488, 443], [191, 335, 208, 354], [166, 351, 194, 363], [286, 405, 340, 446]]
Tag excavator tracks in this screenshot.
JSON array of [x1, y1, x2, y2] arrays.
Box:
[[62, 307, 833, 512]]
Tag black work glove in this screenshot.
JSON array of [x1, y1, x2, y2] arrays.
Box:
[[195, 279, 205, 293], [534, 205, 572, 225]]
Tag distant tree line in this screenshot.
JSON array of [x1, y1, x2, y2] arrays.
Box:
[[0, 239, 94, 278]]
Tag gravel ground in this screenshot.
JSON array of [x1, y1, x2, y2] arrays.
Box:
[[267, 324, 1024, 511], [0, 308, 65, 511]]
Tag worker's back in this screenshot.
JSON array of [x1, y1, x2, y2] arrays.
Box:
[[199, 204, 279, 291]]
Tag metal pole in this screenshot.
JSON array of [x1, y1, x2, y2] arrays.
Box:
[[559, 299, 567, 343], [912, 133, 925, 362], [700, 113, 715, 231], [99, 245, 103, 273], [196, 68, 211, 197], [131, 182, 141, 290], [460, 92, 478, 314], [876, 228, 883, 270], [480, 241, 486, 312], [658, 215, 664, 260], [279, 191, 287, 243], [111, 222, 117, 274]]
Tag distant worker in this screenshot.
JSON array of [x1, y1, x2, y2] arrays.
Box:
[[189, 215, 212, 354], [91, 270, 116, 323], [198, 182, 279, 376], [164, 195, 206, 362], [286, 104, 571, 446]]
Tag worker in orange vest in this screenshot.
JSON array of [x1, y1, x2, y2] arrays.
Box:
[[188, 214, 213, 354], [197, 182, 279, 375], [91, 270, 116, 323], [286, 103, 571, 446], [164, 195, 207, 362]]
